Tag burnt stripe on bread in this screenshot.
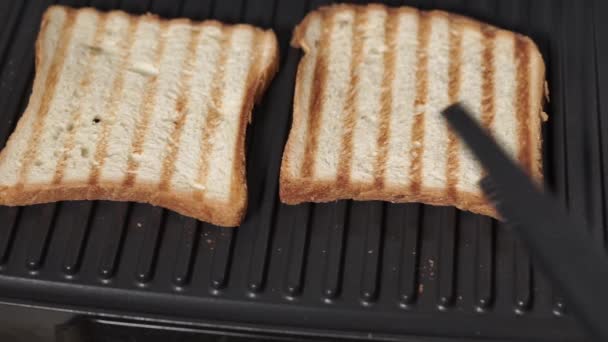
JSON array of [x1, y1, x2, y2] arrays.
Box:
[[18, 12, 76, 187], [193, 28, 232, 201], [158, 25, 202, 191], [408, 11, 430, 194], [514, 37, 532, 173], [301, 12, 331, 179], [515, 37, 532, 175], [53, 13, 109, 184], [337, 7, 365, 185], [349, 6, 388, 190], [480, 26, 496, 129], [123, 21, 169, 187], [228, 31, 266, 208], [383, 8, 419, 191], [445, 16, 462, 200], [89, 16, 138, 184], [203, 27, 268, 204], [374, 9, 398, 189]]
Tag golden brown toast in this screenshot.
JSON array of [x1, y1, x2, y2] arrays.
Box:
[[280, 4, 546, 218]]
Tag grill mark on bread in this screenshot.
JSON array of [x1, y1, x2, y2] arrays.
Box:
[[53, 13, 108, 184], [408, 11, 430, 193], [480, 27, 496, 128], [374, 9, 397, 188], [89, 17, 138, 184], [472, 26, 497, 185], [301, 13, 330, 178], [193, 28, 233, 200], [337, 8, 365, 185], [515, 37, 531, 174], [123, 21, 169, 187], [18, 11, 76, 186], [229, 32, 264, 205], [158, 25, 201, 191], [445, 16, 462, 200]]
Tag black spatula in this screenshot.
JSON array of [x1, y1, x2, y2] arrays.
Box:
[[442, 103, 608, 342]]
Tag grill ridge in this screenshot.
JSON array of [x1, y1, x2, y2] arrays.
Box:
[[61, 201, 96, 275], [134, 208, 165, 283], [172, 217, 198, 286], [398, 204, 421, 306], [322, 200, 348, 299], [474, 217, 495, 311], [437, 208, 457, 309], [283, 203, 311, 297], [513, 239, 532, 313], [0, 207, 20, 267], [97, 202, 131, 279], [359, 202, 384, 303], [25, 204, 59, 271]]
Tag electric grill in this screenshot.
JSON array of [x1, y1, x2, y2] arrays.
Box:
[[0, 0, 605, 341]]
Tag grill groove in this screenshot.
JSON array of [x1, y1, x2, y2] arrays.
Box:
[[437, 208, 457, 309], [283, 203, 311, 297], [513, 240, 532, 313], [172, 218, 198, 286], [0, 207, 20, 266], [359, 202, 384, 302], [134, 208, 165, 283], [24, 204, 59, 270], [474, 217, 494, 311], [322, 201, 348, 299], [61, 201, 95, 275], [97, 202, 131, 279], [210, 228, 235, 290], [398, 204, 421, 306]]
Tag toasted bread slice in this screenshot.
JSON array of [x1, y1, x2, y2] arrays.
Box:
[[280, 4, 546, 218], [0, 5, 279, 227]]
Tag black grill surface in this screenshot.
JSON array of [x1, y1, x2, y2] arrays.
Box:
[[0, 0, 606, 341]]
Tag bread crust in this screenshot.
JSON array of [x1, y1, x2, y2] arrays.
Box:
[[0, 5, 280, 227], [0, 182, 240, 227], [281, 4, 546, 219], [280, 176, 496, 218]]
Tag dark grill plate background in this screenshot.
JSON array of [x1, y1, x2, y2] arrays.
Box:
[[0, 0, 606, 341]]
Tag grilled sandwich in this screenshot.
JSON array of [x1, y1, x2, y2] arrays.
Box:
[[0, 5, 279, 227], [280, 4, 546, 218]]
